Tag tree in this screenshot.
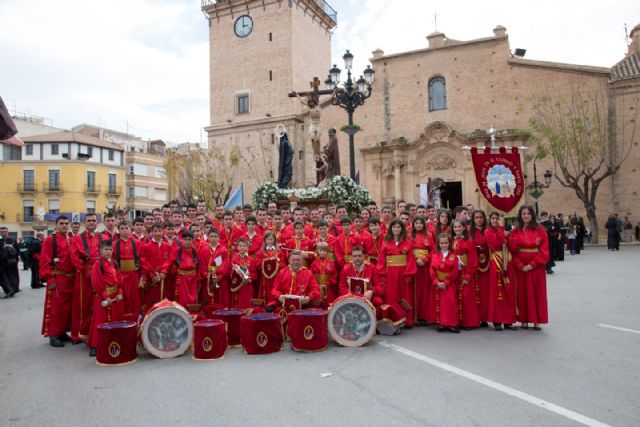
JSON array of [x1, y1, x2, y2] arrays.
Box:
[[238, 131, 277, 185], [164, 142, 240, 209], [527, 87, 638, 243]]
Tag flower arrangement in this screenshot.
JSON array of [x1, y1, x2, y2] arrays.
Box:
[[253, 176, 371, 213]]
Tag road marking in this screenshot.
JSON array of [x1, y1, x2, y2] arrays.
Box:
[[597, 324, 640, 334], [378, 341, 611, 427]]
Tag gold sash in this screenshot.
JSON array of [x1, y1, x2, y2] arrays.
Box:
[[316, 274, 329, 284], [413, 249, 430, 259], [52, 270, 75, 277], [458, 254, 468, 266], [119, 259, 137, 272], [436, 270, 450, 281], [106, 285, 118, 296], [519, 247, 539, 253], [386, 255, 407, 266], [177, 269, 196, 275]]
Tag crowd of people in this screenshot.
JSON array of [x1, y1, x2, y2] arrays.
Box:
[[0, 199, 563, 358]]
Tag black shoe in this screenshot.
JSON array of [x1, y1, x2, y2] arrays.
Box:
[[463, 327, 472, 331], [31, 284, 45, 289], [533, 326, 542, 331], [4, 290, 16, 299], [494, 325, 504, 331], [448, 327, 460, 334], [546, 269, 554, 274], [437, 326, 446, 333], [520, 324, 529, 330], [504, 324, 518, 331], [480, 322, 489, 328], [49, 336, 65, 347], [89, 348, 97, 357], [59, 333, 72, 342], [71, 339, 83, 345]]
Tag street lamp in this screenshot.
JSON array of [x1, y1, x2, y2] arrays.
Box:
[[526, 162, 553, 216], [327, 50, 375, 180]]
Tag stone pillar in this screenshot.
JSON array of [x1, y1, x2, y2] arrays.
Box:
[[392, 160, 406, 202]]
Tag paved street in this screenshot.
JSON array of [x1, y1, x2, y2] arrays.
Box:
[[1, 246, 639, 427]]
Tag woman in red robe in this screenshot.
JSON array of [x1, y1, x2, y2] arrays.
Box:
[[429, 233, 460, 333], [376, 219, 417, 327], [170, 231, 199, 308], [452, 220, 479, 329], [432, 210, 452, 253], [469, 210, 491, 327], [410, 216, 432, 325], [507, 205, 550, 330], [484, 212, 518, 330]]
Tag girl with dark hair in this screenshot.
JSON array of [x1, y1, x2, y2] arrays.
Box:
[[484, 212, 518, 331], [507, 205, 550, 330], [433, 210, 452, 253], [429, 233, 460, 333], [411, 216, 433, 325], [469, 210, 490, 326], [452, 220, 479, 330], [377, 219, 417, 327]]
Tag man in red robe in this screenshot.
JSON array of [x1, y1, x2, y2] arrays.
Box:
[[114, 222, 142, 316], [169, 231, 199, 308], [101, 213, 118, 241], [339, 246, 384, 306], [69, 213, 101, 343], [334, 217, 363, 268], [139, 223, 172, 310], [40, 215, 76, 347], [270, 251, 321, 311], [219, 210, 244, 257]]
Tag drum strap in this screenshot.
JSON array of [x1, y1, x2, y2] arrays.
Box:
[[50, 233, 57, 265], [81, 232, 102, 261], [116, 239, 140, 270], [175, 246, 198, 268]]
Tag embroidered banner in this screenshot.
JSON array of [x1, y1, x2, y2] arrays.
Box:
[[470, 147, 524, 213]]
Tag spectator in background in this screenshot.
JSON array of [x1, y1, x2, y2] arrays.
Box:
[[635, 221, 640, 242], [605, 214, 621, 251], [1, 238, 20, 297], [622, 216, 633, 242], [29, 233, 45, 288]]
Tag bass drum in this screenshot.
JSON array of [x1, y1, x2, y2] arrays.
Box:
[[140, 300, 194, 359], [327, 295, 376, 347]]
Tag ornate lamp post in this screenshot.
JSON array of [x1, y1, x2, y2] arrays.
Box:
[[324, 50, 374, 180], [526, 162, 553, 216]]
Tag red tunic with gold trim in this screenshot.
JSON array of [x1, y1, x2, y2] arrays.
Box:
[[312, 235, 337, 262], [219, 225, 244, 257], [365, 233, 384, 265], [339, 262, 383, 307], [507, 225, 550, 324], [471, 228, 491, 323], [484, 226, 517, 324], [429, 251, 459, 327], [229, 253, 257, 310], [161, 236, 181, 301], [271, 267, 321, 311], [272, 225, 293, 247], [197, 243, 230, 307], [87, 257, 124, 348], [376, 238, 417, 327], [114, 238, 142, 316], [284, 222, 315, 239], [140, 239, 172, 309], [100, 229, 119, 242], [40, 232, 75, 337], [334, 232, 363, 268], [310, 256, 338, 309], [452, 236, 480, 328], [254, 247, 283, 305], [282, 236, 314, 266], [242, 232, 263, 257], [411, 232, 433, 323], [169, 245, 199, 308], [70, 231, 101, 340]]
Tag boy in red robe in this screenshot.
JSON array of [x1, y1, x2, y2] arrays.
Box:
[[309, 242, 338, 309], [283, 221, 314, 266], [87, 240, 124, 357], [334, 217, 363, 268], [170, 231, 199, 308], [114, 221, 142, 316], [228, 238, 257, 309], [139, 223, 172, 311], [197, 228, 230, 307]]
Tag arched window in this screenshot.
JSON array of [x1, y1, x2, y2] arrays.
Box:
[[428, 77, 447, 111]]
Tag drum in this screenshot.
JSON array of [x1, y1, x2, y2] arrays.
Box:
[[287, 309, 328, 352], [140, 300, 193, 359], [240, 313, 283, 355], [327, 295, 376, 347], [201, 303, 225, 319], [281, 294, 304, 312], [210, 309, 245, 347], [192, 319, 227, 361], [96, 321, 138, 366]]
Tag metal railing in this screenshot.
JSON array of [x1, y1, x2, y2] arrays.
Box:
[[16, 213, 34, 223], [107, 186, 122, 195], [17, 183, 37, 193], [85, 184, 101, 195], [42, 182, 63, 193]]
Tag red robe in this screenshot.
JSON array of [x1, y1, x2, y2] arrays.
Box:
[[161, 236, 181, 301], [219, 226, 244, 257], [114, 238, 142, 316], [87, 257, 124, 348], [312, 235, 337, 263], [508, 225, 550, 324], [484, 227, 517, 324], [411, 232, 433, 322], [40, 232, 75, 337], [228, 253, 257, 310], [139, 239, 172, 309], [242, 232, 263, 257], [282, 236, 314, 266], [310, 256, 338, 309], [429, 251, 460, 327], [284, 222, 315, 239], [376, 238, 417, 327], [100, 229, 119, 241], [272, 225, 293, 246], [197, 243, 230, 307], [334, 233, 363, 268], [471, 228, 491, 323], [170, 245, 199, 308], [365, 233, 384, 265], [452, 236, 480, 328], [70, 231, 101, 340], [271, 267, 321, 310], [254, 247, 284, 305], [339, 262, 383, 308]]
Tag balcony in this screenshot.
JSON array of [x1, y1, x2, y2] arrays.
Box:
[[16, 213, 34, 223], [85, 184, 101, 196], [42, 183, 63, 194], [107, 186, 122, 196], [17, 183, 37, 194]]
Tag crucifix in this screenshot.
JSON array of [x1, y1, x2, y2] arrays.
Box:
[[289, 77, 335, 185]]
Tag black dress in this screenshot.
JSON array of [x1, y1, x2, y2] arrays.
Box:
[[1, 245, 20, 294]]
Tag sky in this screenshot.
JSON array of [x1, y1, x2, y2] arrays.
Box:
[[1, 0, 638, 145]]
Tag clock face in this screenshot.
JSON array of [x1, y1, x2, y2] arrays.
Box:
[[234, 15, 253, 38]]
